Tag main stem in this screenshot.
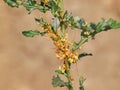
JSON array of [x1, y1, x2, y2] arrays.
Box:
[[60, 1, 73, 90]]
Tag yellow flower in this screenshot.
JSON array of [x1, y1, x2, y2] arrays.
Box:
[[83, 31, 90, 36], [68, 58, 74, 64], [59, 64, 66, 73], [56, 53, 66, 60], [68, 52, 78, 63]]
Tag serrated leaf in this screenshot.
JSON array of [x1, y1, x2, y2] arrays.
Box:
[[96, 18, 120, 32], [52, 75, 67, 87], [78, 52, 92, 59], [22, 30, 46, 37], [4, 0, 19, 7]]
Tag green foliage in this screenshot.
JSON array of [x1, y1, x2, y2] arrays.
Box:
[[22, 30, 46, 37], [55, 70, 67, 76], [79, 77, 86, 90], [49, 0, 61, 15], [52, 75, 68, 87], [96, 18, 120, 32], [4, 0, 19, 7], [22, 0, 37, 14], [55, 70, 63, 74]]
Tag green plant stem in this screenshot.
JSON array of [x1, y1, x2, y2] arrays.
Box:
[[68, 80, 73, 90], [64, 59, 73, 90], [73, 36, 91, 52], [61, 18, 73, 90]]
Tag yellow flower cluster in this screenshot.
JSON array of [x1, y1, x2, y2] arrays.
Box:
[[54, 35, 78, 72], [44, 25, 60, 40], [54, 34, 78, 64], [83, 30, 91, 36], [43, 24, 78, 73]]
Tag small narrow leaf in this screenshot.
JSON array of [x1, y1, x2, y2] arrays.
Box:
[[22, 30, 46, 37], [78, 52, 92, 59]]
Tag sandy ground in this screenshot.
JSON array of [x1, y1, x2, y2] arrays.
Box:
[[0, 0, 120, 90]]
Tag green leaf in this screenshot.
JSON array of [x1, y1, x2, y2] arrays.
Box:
[[78, 52, 92, 59], [55, 70, 67, 76], [108, 18, 120, 29], [53, 17, 60, 31], [22, 30, 46, 37], [4, 0, 19, 7], [52, 75, 67, 87], [79, 77, 86, 90], [96, 18, 120, 32], [71, 16, 81, 29], [55, 70, 63, 74], [22, 0, 37, 14], [96, 18, 105, 32]]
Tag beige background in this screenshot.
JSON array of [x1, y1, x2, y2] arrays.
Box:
[[0, 0, 120, 90]]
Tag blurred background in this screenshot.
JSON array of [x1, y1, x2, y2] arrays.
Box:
[[0, 0, 120, 90]]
